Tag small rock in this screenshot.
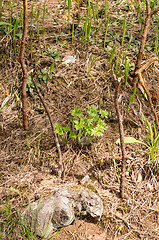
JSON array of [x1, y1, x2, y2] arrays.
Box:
[[76, 189, 103, 220], [22, 192, 74, 237], [21, 187, 103, 237]]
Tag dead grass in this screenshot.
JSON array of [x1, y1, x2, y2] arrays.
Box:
[[0, 0, 159, 239]]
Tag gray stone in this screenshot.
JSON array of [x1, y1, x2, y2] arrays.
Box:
[[75, 189, 103, 220], [22, 190, 74, 237], [22, 187, 103, 237]]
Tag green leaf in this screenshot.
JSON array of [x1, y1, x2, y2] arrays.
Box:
[[87, 105, 98, 117], [116, 137, 145, 144], [99, 109, 108, 118], [41, 69, 48, 74], [36, 82, 41, 87], [16, 32, 22, 38], [71, 107, 82, 117], [97, 119, 107, 129], [128, 84, 136, 110], [42, 75, 47, 83], [154, 135, 159, 147], [70, 116, 74, 122], [90, 126, 104, 137], [78, 132, 83, 138], [38, 74, 43, 79], [0, 22, 12, 26], [50, 63, 55, 73], [93, 115, 100, 122], [86, 118, 94, 126], [85, 125, 93, 135], [110, 46, 116, 66], [48, 74, 52, 79], [54, 123, 63, 135], [63, 126, 70, 133], [9, 187, 20, 195], [27, 75, 32, 85], [69, 131, 76, 138], [74, 118, 85, 130]]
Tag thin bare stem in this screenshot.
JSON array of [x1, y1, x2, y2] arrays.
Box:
[[20, 0, 28, 130], [133, 0, 159, 129], [137, 73, 158, 128], [114, 77, 126, 199], [133, 0, 151, 86], [150, 7, 159, 17], [31, 77, 63, 178]]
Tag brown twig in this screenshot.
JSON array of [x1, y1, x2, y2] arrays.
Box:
[[136, 72, 159, 128], [135, 57, 159, 128], [150, 6, 159, 17], [114, 76, 126, 199], [31, 76, 63, 178], [133, 0, 151, 86], [20, 0, 28, 130], [133, 0, 159, 129]]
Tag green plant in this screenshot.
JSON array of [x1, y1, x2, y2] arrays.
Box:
[[104, 14, 109, 49], [122, 14, 126, 47], [42, 0, 46, 34], [88, 55, 95, 76], [127, 83, 136, 110], [109, 46, 116, 66], [0, 0, 2, 20], [54, 105, 108, 145], [27, 75, 40, 94], [45, 48, 62, 59], [0, 194, 62, 239], [68, 0, 71, 20], [124, 57, 129, 88], [116, 114, 159, 163], [27, 63, 55, 93], [81, 0, 92, 47], [35, 9, 40, 40], [30, 3, 34, 37]]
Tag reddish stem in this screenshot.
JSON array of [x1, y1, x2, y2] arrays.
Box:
[[114, 80, 126, 199], [20, 0, 28, 130]]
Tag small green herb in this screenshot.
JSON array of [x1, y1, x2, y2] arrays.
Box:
[[45, 48, 62, 59], [54, 105, 108, 145], [116, 114, 159, 163]]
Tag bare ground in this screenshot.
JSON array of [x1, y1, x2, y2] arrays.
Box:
[[0, 0, 159, 239]]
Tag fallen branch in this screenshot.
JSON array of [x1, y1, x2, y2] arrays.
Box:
[[133, 0, 159, 129], [135, 57, 159, 128], [31, 76, 63, 179], [133, 0, 151, 86], [20, 0, 28, 130], [133, 0, 159, 85], [114, 75, 126, 199], [136, 72, 158, 128]]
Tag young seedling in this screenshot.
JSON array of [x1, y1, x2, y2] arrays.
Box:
[[122, 14, 126, 47], [54, 105, 108, 145], [116, 114, 159, 163], [42, 0, 46, 35], [88, 55, 95, 76], [104, 15, 109, 50], [35, 9, 40, 40]]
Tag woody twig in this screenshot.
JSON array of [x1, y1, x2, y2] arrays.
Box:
[[114, 75, 126, 199], [133, 0, 159, 129], [31, 76, 64, 179], [133, 0, 159, 86], [135, 57, 159, 128], [20, 0, 28, 130]]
